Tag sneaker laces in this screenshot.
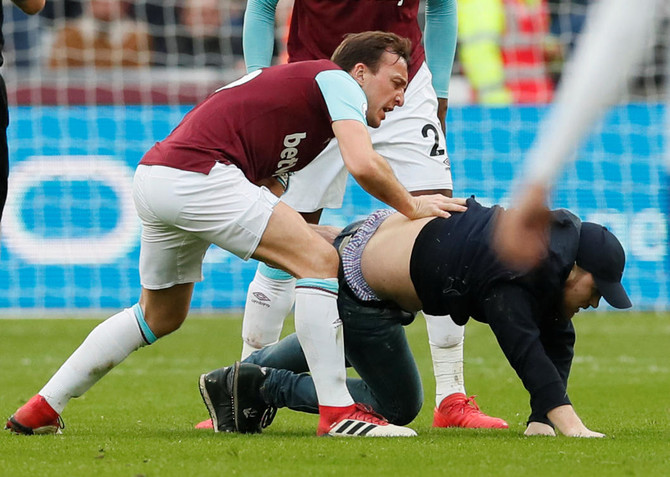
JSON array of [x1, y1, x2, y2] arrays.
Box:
[[349, 403, 389, 425], [442, 395, 482, 415], [463, 395, 481, 413]]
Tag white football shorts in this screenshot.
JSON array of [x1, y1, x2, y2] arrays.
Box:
[[133, 163, 280, 290], [281, 62, 453, 213]]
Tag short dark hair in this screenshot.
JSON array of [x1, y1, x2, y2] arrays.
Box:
[[331, 31, 411, 74]]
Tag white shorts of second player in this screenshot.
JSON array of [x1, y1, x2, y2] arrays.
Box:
[[281, 62, 454, 213], [133, 163, 280, 290]]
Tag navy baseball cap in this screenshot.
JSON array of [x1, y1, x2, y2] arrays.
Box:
[[576, 222, 632, 309]]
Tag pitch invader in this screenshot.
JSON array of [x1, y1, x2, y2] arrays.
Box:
[[231, 0, 507, 429], [201, 200, 632, 438], [6, 32, 465, 437]]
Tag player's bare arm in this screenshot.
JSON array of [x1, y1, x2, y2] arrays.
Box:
[[437, 97, 448, 133], [332, 119, 465, 220]]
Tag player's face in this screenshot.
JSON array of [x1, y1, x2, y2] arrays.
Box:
[[562, 269, 601, 319], [358, 52, 408, 128]]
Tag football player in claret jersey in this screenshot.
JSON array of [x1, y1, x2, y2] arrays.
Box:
[[6, 32, 466, 437], [232, 0, 507, 430]]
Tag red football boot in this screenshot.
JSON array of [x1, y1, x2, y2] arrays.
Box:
[[433, 393, 508, 429], [318, 403, 416, 437], [6, 395, 63, 435]]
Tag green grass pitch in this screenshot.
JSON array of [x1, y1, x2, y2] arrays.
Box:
[[1, 312, 669, 476]]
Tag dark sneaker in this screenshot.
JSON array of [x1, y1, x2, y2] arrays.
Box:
[[199, 367, 235, 433], [6, 395, 64, 435], [231, 361, 277, 434]]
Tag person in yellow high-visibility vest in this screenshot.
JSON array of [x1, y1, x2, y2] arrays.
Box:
[[458, 0, 514, 104], [459, 0, 555, 104]]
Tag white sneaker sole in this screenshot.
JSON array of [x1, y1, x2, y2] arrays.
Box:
[[325, 419, 417, 437], [198, 374, 221, 433]]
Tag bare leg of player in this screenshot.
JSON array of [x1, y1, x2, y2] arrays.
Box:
[[250, 202, 416, 436]]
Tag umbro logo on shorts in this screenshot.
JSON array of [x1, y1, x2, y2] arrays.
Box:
[[330, 419, 381, 436]]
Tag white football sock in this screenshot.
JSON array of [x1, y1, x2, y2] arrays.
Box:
[[424, 313, 466, 406], [294, 278, 353, 408], [241, 263, 296, 360], [40, 306, 150, 414]]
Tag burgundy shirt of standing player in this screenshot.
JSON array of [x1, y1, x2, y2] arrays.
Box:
[[287, 0, 424, 81], [140, 59, 368, 184]]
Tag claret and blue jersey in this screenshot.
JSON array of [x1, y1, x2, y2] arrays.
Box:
[[139, 60, 367, 184], [244, 0, 457, 98]]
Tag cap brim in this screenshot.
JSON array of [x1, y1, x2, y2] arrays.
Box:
[[595, 278, 632, 309]]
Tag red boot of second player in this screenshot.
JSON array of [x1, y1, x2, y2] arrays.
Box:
[[433, 393, 508, 429]]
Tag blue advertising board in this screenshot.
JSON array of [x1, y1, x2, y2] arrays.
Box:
[[1, 104, 667, 311]]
